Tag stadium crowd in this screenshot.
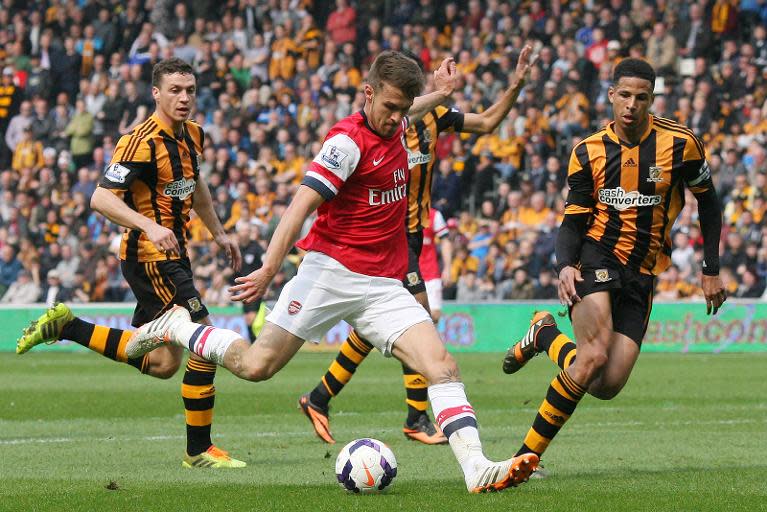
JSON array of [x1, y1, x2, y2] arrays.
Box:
[[0, 0, 766, 307]]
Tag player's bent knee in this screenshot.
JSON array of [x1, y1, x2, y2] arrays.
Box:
[[239, 362, 277, 382], [575, 350, 609, 381], [145, 351, 182, 379], [148, 360, 181, 379], [426, 353, 461, 384], [589, 383, 624, 400]]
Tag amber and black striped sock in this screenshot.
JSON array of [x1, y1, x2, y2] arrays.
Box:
[[309, 330, 373, 408], [60, 317, 148, 373], [516, 370, 586, 457], [182, 358, 217, 456], [536, 324, 577, 370], [402, 366, 429, 423]]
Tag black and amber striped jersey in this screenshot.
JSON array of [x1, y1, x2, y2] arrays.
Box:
[[564, 115, 713, 276], [405, 105, 464, 232], [99, 113, 204, 263]]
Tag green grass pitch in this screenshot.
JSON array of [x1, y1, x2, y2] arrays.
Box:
[[1, 351, 765, 511]]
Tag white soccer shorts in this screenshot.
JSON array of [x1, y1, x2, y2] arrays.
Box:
[[266, 251, 431, 355]]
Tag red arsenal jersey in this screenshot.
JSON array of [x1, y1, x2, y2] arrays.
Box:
[[297, 111, 409, 279]]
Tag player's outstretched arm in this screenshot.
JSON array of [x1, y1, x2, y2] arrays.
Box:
[[229, 185, 325, 304], [408, 57, 457, 122], [461, 44, 536, 134], [193, 176, 242, 272], [91, 187, 180, 254]]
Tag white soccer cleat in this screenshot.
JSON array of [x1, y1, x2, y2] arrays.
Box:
[[125, 305, 191, 358], [466, 453, 539, 493]]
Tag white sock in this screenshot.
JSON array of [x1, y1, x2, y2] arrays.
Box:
[[173, 322, 242, 365], [429, 382, 488, 478]]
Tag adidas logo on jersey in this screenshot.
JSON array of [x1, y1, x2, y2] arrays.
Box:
[[623, 158, 637, 167]]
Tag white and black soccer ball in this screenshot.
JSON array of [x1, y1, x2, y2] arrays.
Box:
[[335, 438, 397, 493]]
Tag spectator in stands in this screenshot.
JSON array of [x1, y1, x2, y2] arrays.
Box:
[[40, 269, 71, 306], [52, 244, 80, 289], [646, 21, 677, 75], [326, 0, 356, 46], [432, 157, 463, 219], [735, 267, 765, 298], [1, 269, 40, 303], [65, 99, 94, 168], [533, 268, 558, 300], [678, 3, 713, 60], [5, 100, 33, 160], [497, 267, 535, 300], [0, 245, 23, 297], [456, 270, 486, 302], [12, 126, 44, 172]]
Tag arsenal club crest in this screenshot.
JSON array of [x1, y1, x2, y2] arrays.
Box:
[[288, 300, 302, 315]]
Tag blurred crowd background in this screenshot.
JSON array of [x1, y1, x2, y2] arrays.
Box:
[[0, 0, 766, 307]]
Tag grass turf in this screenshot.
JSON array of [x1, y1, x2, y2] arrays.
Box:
[[1, 351, 765, 511]]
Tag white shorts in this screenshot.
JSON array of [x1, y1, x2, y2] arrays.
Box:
[[267, 251, 431, 356], [424, 278, 443, 312]]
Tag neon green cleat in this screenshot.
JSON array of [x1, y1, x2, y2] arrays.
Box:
[[16, 303, 74, 354], [182, 446, 247, 468]]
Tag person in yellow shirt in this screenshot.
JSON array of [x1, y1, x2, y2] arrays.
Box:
[[12, 126, 44, 171], [269, 24, 301, 81], [449, 245, 480, 284], [295, 15, 323, 69], [518, 191, 552, 228], [273, 143, 306, 188], [332, 56, 362, 89], [252, 176, 276, 225], [555, 78, 590, 139]]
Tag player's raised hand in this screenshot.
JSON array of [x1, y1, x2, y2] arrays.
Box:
[[513, 44, 538, 86], [701, 274, 726, 315], [433, 56, 457, 97], [145, 222, 180, 255], [557, 266, 583, 307], [229, 267, 273, 304], [215, 233, 242, 273]]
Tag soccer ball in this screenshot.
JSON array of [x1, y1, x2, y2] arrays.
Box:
[[335, 438, 397, 493]]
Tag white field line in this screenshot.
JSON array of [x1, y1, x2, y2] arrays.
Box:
[[1, 417, 763, 446]]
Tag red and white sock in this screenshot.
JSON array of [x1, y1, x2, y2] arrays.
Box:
[[173, 322, 242, 365], [429, 382, 488, 477]]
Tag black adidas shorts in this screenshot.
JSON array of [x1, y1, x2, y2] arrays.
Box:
[[121, 257, 209, 327], [572, 241, 655, 346], [403, 231, 426, 295]]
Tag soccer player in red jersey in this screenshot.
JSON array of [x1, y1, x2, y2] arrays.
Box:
[[127, 50, 538, 493]]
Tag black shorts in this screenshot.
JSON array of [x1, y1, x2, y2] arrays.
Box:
[[403, 231, 426, 295], [572, 241, 655, 346], [121, 258, 209, 327], [242, 299, 263, 314]]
